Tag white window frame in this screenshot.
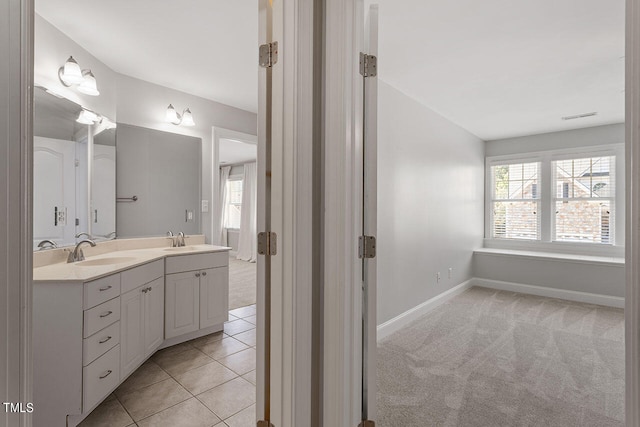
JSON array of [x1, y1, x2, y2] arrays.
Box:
[[485, 144, 625, 257], [224, 174, 243, 230], [488, 157, 543, 241]]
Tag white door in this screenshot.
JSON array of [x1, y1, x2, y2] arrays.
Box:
[[165, 271, 200, 339], [33, 136, 76, 248], [200, 267, 229, 329], [360, 4, 379, 424], [144, 278, 165, 357], [92, 144, 116, 239], [120, 286, 145, 378]]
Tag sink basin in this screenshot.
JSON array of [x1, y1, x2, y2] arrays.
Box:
[[163, 246, 198, 252], [76, 256, 137, 267]]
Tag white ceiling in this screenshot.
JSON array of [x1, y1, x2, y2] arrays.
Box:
[[35, 0, 258, 113], [370, 0, 626, 140], [219, 138, 257, 165], [36, 0, 625, 140]]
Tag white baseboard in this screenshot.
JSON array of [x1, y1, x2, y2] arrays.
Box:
[[473, 278, 625, 308], [377, 279, 474, 342]]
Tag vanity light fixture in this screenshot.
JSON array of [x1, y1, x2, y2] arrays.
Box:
[[76, 109, 99, 125], [58, 56, 100, 96], [166, 104, 195, 126]]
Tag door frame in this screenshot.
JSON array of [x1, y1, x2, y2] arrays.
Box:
[[626, 0, 640, 424], [322, 0, 366, 424], [256, 0, 317, 425], [2, 0, 34, 426], [211, 126, 257, 246]]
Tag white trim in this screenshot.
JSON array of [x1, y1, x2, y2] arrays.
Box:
[[211, 127, 257, 246], [2, 0, 33, 425], [626, 0, 640, 424], [474, 247, 625, 267], [323, 0, 362, 425], [474, 278, 625, 308], [377, 280, 475, 342], [485, 144, 625, 253]]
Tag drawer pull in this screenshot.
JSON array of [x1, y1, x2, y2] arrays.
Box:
[[99, 311, 113, 318], [201, 271, 207, 276], [99, 370, 113, 379], [98, 336, 112, 344], [99, 285, 112, 292]]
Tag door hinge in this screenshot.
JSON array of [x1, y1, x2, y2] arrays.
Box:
[[258, 231, 277, 256], [358, 421, 376, 427], [259, 42, 279, 68], [358, 235, 376, 259], [359, 52, 377, 77], [257, 421, 274, 427]]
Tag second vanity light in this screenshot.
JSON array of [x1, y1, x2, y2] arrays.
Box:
[[58, 56, 100, 96], [166, 104, 195, 126]]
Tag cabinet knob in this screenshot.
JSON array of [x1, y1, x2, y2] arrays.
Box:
[[201, 271, 207, 276], [195, 273, 201, 277]]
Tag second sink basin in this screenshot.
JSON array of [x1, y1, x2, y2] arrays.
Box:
[[76, 256, 138, 267]]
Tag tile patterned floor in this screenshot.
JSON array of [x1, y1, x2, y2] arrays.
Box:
[[79, 304, 257, 427]]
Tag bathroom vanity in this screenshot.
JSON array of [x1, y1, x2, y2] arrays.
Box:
[[32, 237, 230, 427]]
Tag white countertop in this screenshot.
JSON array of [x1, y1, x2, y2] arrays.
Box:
[[33, 243, 231, 283]]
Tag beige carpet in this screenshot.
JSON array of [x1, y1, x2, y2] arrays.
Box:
[[377, 286, 625, 427], [228, 255, 257, 310]]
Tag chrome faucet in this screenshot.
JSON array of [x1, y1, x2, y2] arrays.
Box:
[[177, 232, 186, 247], [67, 239, 97, 263], [37, 239, 57, 250], [166, 231, 177, 247], [75, 232, 93, 239]]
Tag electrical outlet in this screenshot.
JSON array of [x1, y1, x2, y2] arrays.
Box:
[[436, 272, 441, 283], [448, 268, 453, 279], [201, 200, 209, 213]]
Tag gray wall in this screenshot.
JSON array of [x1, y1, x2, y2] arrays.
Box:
[[486, 123, 624, 156], [479, 123, 626, 297], [116, 124, 201, 237], [377, 81, 485, 325]]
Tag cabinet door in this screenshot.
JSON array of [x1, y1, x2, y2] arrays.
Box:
[[120, 287, 145, 378], [200, 267, 229, 329], [144, 278, 165, 357], [165, 271, 200, 339]]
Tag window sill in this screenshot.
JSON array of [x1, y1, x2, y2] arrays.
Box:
[[474, 247, 624, 267]]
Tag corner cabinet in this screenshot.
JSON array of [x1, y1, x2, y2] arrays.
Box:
[[165, 252, 229, 340]]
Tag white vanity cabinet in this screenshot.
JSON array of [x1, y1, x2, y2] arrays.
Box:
[[120, 260, 164, 378], [165, 252, 229, 340]]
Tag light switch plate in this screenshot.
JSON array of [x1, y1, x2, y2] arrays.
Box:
[[201, 200, 209, 213]]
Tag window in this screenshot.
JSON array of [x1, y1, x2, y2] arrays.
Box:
[[487, 147, 621, 249], [491, 162, 541, 240], [224, 178, 243, 229], [553, 156, 614, 243]]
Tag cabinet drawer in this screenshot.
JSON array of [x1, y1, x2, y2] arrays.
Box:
[[83, 344, 120, 412], [165, 252, 229, 274], [84, 297, 120, 338], [121, 260, 164, 294], [84, 274, 121, 310], [83, 321, 120, 366]]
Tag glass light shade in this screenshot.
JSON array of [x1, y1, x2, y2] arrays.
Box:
[[77, 70, 100, 96], [60, 56, 84, 85], [181, 108, 195, 126], [166, 104, 180, 124], [76, 109, 98, 125]]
